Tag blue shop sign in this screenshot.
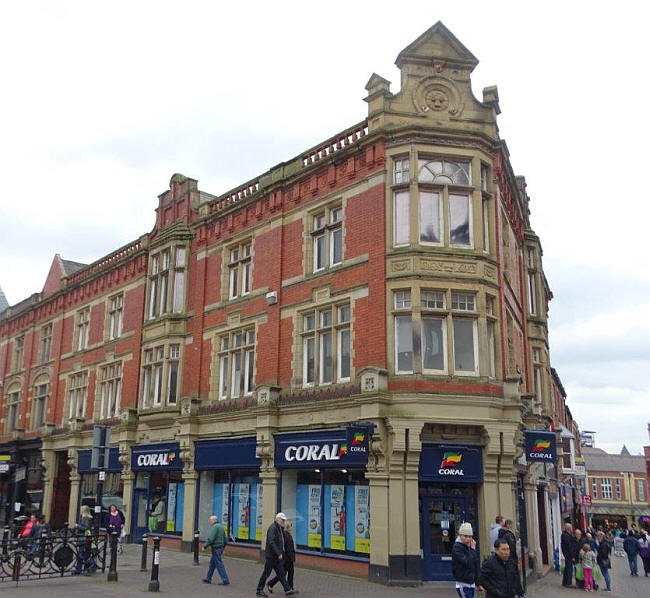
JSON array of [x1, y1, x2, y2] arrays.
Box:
[[524, 430, 557, 463], [194, 437, 260, 470], [78, 447, 122, 474], [275, 428, 370, 469], [419, 444, 483, 483], [131, 442, 183, 471]]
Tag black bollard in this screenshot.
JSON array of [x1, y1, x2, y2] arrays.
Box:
[[192, 529, 200, 566], [107, 531, 118, 582], [148, 536, 160, 592], [63, 522, 69, 544], [140, 534, 148, 572], [2, 526, 8, 556], [12, 550, 21, 582]]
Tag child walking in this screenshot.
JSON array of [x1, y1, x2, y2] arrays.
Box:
[[580, 542, 597, 591]]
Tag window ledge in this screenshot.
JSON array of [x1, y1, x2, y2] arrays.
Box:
[[282, 254, 369, 288]]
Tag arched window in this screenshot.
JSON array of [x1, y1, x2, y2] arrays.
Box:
[[418, 159, 470, 185], [5, 383, 21, 432], [32, 376, 49, 429]]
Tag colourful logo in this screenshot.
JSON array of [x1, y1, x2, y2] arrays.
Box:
[[352, 433, 365, 446], [338, 444, 348, 456], [167, 453, 175, 462], [532, 440, 551, 452], [440, 452, 462, 468]]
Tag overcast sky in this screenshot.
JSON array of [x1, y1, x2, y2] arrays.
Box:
[[1, 1, 648, 454]]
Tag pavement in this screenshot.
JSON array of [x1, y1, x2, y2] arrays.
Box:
[[1, 543, 648, 597]]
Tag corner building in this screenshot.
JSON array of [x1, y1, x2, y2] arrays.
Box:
[[0, 23, 565, 584]]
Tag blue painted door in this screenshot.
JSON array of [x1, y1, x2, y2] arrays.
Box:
[[420, 494, 470, 581]]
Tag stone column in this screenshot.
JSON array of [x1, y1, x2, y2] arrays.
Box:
[[40, 447, 57, 523], [181, 471, 199, 550], [121, 471, 135, 537], [524, 473, 543, 575], [366, 471, 390, 583]]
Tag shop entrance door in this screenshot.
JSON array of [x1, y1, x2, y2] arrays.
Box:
[[131, 487, 150, 542], [420, 487, 478, 581]]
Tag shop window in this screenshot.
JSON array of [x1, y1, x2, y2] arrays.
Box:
[[108, 293, 124, 340], [301, 304, 351, 386], [228, 241, 252, 299], [197, 471, 263, 543], [67, 371, 88, 420], [217, 329, 255, 400], [33, 382, 48, 429], [280, 470, 370, 556], [40, 324, 52, 363], [148, 246, 187, 319], [80, 472, 124, 521], [98, 362, 122, 420], [75, 308, 90, 351], [141, 344, 180, 409], [133, 470, 184, 535], [311, 205, 343, 272]]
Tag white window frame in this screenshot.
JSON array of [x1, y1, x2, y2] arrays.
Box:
[[312, 206, 343, 272], [13, 336, 24, 372], [98, 362, 122, 420], [76, 308, 90, 351], [451, 317, 479, 375], [108, 293, 124, 340], [33, 382, 48, 429], [393, 156, 410, 184], [228, 242, 252, 299], [6, 389, 20, 432], [528, 272, 537, 315], [40, 324, 52, 363], [393, 190, 410, 247], [419, 190, 443, 246], [394, 315, 414, 374], [591, 478, 598, 499], [600, 478, 612, 500], [637, 479, 645, 502], [449, 193, 473, 248], [67, 371, 88, 419], [218, 329, 255, 399], [420, 315, 447, 374], [615, 478, 621, 500]]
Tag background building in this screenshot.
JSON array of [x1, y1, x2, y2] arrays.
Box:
[[584, 444, 649, 532], [1, 22, 574, 584]]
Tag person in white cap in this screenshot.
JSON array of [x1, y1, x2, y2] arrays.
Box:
[[452, 522, 481, 597], [256, 513, 295, 596]]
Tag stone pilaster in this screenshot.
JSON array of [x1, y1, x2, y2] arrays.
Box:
[[40, 447, 57, 524]]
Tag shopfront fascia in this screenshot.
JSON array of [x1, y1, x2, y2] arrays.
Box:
[[418, 444, 483, 582], [194, 437, 261, 544], [130, 443, 184, 541], [275, 426, 372, 560], [77, 447, 122, 523]]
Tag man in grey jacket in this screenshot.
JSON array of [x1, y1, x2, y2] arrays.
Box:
[[489, 516, 504, 553]]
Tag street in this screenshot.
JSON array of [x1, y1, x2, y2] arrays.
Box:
[[1, 544, 648, 597]]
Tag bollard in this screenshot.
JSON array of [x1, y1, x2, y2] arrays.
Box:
[[2, 526, 9, 556], [107, 531, 119, 582], [63, 522, 69, 544], [148, 536, 160, 592], [140, 534, 148, 572], [192, 530, 200, 566], [12, 550, 21, 582]]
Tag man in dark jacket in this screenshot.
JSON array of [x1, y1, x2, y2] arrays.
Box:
[[452, 522, 481, 597], [267, 520, 297, 593], [497, 520, 518, 567], [478, 538, 525, 598], [256, 513, 295, 597], [623, 530, 640, 576], [561, 523, 577, 587]]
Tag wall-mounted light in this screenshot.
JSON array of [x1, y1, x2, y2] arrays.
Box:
[[265, 291, 278, 305], [341, 469, 347, 473], [315, 469, 320, 473]]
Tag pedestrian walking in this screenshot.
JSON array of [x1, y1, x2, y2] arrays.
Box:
[[74, 505, 96, 575], [623, 530, 640, 576], [497, 520, 519, 574], [561, 523, 578, 588], [267, 520, 297, 594], [489, 516, 504, 554], [639, 533, 650, 577], [477, 538, 525, 598], [256, 512, 295, 597], [579, 542, 597, 592], [202, 515, 230, 585], [596, 530, 612, 592], [451, 522, 481, 598], [106, 503, 125, 535]]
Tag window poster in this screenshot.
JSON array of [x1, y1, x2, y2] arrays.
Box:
[[221, 483, 230, 534], [354, 486, 370, 553], [238, 483, 250, 539], [329, 485, 345, 550], [256, 484, 264, 541], [167, 483, 177, 532], [308, 484, 322, 548]]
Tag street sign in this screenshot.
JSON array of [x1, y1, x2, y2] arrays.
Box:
[[0, 463, 8, 473], [582, 495, 592, 506]]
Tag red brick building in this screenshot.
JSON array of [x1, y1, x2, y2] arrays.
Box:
[[1, 22, 571, 583]]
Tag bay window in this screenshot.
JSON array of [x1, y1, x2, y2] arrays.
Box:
[[148, 245, 187, 318]]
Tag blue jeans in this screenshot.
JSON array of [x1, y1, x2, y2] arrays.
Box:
[[599, 564, 611, 590], [456, 587, 475, 598], [206, 547, 229, 583], [628, 553, 638, 575]]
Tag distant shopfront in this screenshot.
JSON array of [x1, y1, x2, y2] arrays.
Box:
[[275, 426, 371, 559], [419, 444, 483, 581], [77, 447, 122, 522], [194, 437, 261, 543], [131, 443, 184, 541]]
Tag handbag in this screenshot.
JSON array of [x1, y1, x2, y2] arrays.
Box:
[[601, 556, 611, 569]]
